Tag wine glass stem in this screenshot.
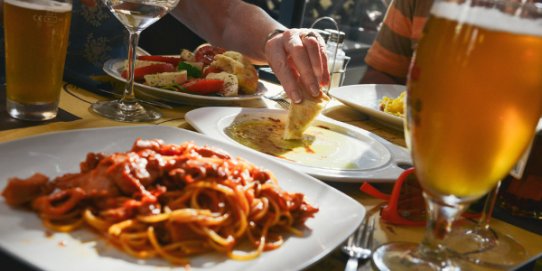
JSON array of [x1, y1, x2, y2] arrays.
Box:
[[121, 29, 142, 107], [479, 181, 501, 231], [421, 193, 468, 261]]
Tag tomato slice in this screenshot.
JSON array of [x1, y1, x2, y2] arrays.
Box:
[[181, 79, 224, 95], [137, 55, 182, 67], [202, 66, 224, 77], [121, 63, 175, 81], [194, 44, 226, 65]]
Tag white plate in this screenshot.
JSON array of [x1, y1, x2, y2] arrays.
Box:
[[185, 107, 412, 183], [329, 84, 405, 130], [0, 126, 364, 271], [103, 58, 267, 105]]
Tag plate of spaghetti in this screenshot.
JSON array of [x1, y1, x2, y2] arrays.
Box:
[[0, 126, 364, 271]]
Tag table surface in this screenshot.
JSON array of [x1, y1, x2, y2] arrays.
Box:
[[0, 82, 540, 271]]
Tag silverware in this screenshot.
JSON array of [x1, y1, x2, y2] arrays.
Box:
[[96, 88, 173, 109], [342, 218, 375, 271], [264, 91, 290, 109]]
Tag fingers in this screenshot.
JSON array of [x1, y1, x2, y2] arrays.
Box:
[[284, 30, 321, 98], [301, 33, 324, 90], [301, 32, 330, 89], [264, 28, 329, 103], [265, 37, 303, 103]]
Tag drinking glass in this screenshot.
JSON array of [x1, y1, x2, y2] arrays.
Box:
[[4, 0, 72, 121], [372, 0, 542, 269], [91, 0, 179, 122]]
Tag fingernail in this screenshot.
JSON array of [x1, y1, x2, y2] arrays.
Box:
[[292, 91, 302, 103], [311, 85, 320, 96]]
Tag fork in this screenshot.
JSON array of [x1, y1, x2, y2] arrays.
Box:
[[274, 98, 290, 109], [342, 217, 375, 271], [264, 91, 290, 109]]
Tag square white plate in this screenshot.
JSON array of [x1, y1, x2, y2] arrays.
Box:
[[185, 107, 412, 183], [0, 126, 364, 271], [329, 84, 405, 130]]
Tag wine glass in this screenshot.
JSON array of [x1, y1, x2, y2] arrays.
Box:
[[91, 0, 179, 122], [371, 0, 542, 269]]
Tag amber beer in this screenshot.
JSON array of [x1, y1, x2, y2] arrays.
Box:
[[406, 2, 542, 199], [4, 0, 72, 120]]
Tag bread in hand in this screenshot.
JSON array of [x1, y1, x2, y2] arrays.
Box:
[[283, 91, 330, 140]]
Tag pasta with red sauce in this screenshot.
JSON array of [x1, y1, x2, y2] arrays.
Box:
[[1, 139, 318, 264]]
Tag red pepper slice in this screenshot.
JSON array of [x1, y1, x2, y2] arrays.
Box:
[[137, 55, 182, 67], [194, 45, 226, 65], [181, 79, 224, 95], [121, 63, 175, 81]]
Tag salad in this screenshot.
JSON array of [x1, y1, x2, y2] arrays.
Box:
[[121, 44, 259, 97]]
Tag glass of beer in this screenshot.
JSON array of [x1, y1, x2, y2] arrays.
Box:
[[371, 0, 542, 269], [4, 0, 72, 121]]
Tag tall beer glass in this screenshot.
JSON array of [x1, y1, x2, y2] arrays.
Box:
[[372, 0, 542, 269], [4, 0, 72, 121]]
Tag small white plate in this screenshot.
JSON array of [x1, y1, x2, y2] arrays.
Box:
[[0, 126, 364, 271], [103, 58, 267, 106], [329, 84, 405, 130], [185, 107, 412, 183]]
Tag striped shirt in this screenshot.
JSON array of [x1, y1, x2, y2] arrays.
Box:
[[364, 0, 433, 80]]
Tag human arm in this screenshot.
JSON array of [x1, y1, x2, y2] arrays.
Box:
[[360, 66, 406, 85], [359, 0, 432, 85], [170, 0, 329, 103]]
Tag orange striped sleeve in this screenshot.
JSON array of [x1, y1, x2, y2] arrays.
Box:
[[385, 5, 412, 39], [412, 16, 428, 40], [364, 41, 412, 78], [363, 0, 433, 79]]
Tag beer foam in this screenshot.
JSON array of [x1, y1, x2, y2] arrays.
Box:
[[431, 1, 542, 36], [5, 0, 72, 12]]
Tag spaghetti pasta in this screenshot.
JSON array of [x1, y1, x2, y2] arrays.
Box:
[[1, 139, 318, 265]]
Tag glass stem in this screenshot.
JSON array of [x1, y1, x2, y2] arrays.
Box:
[[478, 181, 501, 231], [420, 193, 468, 264], [121, 30, 142, 106]]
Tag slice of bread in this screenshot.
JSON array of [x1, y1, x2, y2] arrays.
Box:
[[283, 92, 330, 140]]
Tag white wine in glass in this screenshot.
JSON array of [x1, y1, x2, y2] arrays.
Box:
[[91, 0, 179, 122], [372, 0, 542, 270]]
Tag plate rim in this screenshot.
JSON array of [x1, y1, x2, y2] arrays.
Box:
[[0, 125, 365, 271], [185, 107, 412, 183]]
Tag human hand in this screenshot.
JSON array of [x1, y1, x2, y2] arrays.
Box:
[[264, 28, 330, 103]]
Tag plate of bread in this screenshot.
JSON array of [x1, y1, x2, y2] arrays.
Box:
[[185, 104, 412, 183]]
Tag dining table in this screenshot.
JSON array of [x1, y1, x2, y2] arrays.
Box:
[[0, 79, 540, 271]]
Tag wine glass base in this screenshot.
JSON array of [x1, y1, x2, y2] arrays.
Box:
[[372, 242, 461, 271], [91, 100, 161, 122], [446, 219, 527, 269]]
